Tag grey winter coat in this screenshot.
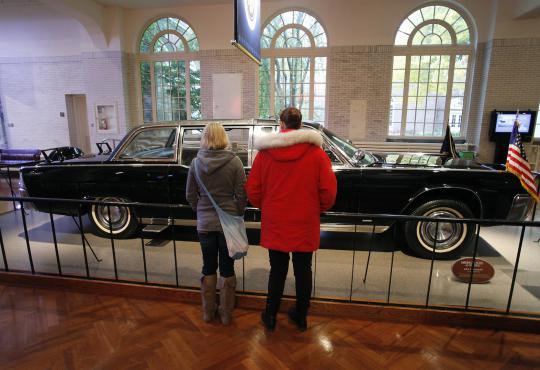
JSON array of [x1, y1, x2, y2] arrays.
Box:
[[186, 149, 247, 232]]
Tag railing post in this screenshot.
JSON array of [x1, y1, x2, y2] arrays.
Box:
[[465, 223, 481, 310], [312, 251, 317, 298], [506, 225, 526, 314], [140, 217, 148, 283], [107, 205, 118, 281], [349, 223, 359, 302], [0, 225, 8, 271], [425, 221, 439, 308], [6, 166, 16, 211], [49, 204, 62, 275], [78, 206, 90, 278], [242, 256, 246, 293], [387, 247, 395, 304], [362, 224, 377, 283], [170, 211, 179, 287], [20, 201, 35, 274]]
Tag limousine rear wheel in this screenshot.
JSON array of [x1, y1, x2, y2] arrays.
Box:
[[405, 200, 474, 260], [89, 197, 138, 238]]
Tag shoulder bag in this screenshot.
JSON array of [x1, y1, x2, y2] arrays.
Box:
[[194, 159, 249, 259]]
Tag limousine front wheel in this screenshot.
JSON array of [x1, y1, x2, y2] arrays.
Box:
[[89, 197, 138, 238], [405, 200, 475, 259]]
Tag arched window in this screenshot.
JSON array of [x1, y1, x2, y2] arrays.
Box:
[[259, 10, 328, 122], [138, 17, 201, 122], [389, 4, 475, 138]]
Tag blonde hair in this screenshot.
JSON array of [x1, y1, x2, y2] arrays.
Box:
[[200, 122, 229, 150]]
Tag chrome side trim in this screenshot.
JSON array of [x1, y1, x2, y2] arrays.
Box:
[[140, 218, 389, 233]]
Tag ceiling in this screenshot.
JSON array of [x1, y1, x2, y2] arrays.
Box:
[[94, 0, 234, 8]]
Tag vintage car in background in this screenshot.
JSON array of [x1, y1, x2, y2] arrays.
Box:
[[19, 120, 535, 259]]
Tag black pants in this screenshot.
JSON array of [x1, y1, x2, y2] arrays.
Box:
[[198, 231, 235, 277], [266, 249, 313, 316]]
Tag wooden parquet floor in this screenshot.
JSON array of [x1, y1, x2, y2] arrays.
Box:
[[1, 284, 540, 370]]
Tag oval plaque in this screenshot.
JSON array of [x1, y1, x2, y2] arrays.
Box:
[[452, 258, 495, 284]]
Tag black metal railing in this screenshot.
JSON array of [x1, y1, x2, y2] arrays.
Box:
[[0, 195, 539, 318]]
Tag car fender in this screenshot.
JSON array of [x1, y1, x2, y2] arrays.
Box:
[[401, 185, 484, 218]]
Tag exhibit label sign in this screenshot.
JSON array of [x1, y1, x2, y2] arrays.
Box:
[[451, 258, 495, 284], [232, 0, 261, 64]]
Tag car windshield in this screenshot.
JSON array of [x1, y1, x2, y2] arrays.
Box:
[[322, 128, 375, 166]]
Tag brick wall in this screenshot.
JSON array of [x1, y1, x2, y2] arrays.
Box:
[[0, 52, 129, 150], [477, 38, 540, 162], [326, 46, 393, 139]]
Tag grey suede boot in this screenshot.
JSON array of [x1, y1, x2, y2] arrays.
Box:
[[218, 276, 237, 325], [201, 275, 217, 322]]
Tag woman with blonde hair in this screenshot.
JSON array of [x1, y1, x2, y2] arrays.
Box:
[[186, 122, 247, 325]]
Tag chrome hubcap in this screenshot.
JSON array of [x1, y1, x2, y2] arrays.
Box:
[[94, 197, 129, 233], [418, 208, 465, 252]]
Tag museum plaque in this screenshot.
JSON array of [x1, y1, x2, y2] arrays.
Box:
[[452, 258, 495, 284]]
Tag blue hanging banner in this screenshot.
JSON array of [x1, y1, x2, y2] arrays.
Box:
[[232, 0, 261, 65]]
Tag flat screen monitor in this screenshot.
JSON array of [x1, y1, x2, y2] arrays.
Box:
[[489, 110, 536, 141], [232, 0, 261, 64]]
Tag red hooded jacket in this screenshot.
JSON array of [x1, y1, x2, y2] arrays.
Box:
[[245, 128, 337, 252]]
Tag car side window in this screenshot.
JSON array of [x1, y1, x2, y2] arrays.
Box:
[[118, 127, 176, 160], [180, 127, 251, 166]]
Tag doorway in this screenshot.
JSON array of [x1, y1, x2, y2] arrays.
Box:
[[65, 94, 91, 153]]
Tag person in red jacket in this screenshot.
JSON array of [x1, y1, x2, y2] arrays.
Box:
[[245, 107, 337, 331]]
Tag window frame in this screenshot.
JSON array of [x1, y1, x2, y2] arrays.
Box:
[[136, 16, 201, 124], [259, 10, 329, 123], [113, 125, 179, 163], [389, 3, 476, 140], [178, 125, 255, 167]]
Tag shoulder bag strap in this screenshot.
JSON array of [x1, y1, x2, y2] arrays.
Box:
[[193, 158, 221, 211]]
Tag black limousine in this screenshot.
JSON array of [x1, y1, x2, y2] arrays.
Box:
[[19, 120, 534, 259]]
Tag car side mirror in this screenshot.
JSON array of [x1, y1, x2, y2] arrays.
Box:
[[354, 150, 365, 161]]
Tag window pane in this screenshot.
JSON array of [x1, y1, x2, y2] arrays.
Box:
[[453, 69, 467, 83], [411, 56, 420, 69], [389, 121, 401, 136], [395, 31, 409, 45], [314, 83, 326, 96], [452, 83, 465, 96], [454, 17, 468, 33], [390, 109, 402, 122], [120, 128, 177, 160], [190, 61, 201, 120], [392, 69, 405, 82], [398, 19, 415, 34], [154, 60, 186, 122], [140, 62, 152, 123], [314, 70, 326, 83], [409, 69, 419, 82], [416, 97, 426, 110], [391, 96, 403, 110], [456, 30, 471, 44], [455, 55, 469, 69], [421, 6, 435, 21], [392, 83, 404, 96]]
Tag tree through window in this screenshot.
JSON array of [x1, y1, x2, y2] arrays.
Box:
[[259, 10, 328, 123], [139, 17, 201, 123], [389, 5, 475, 138]]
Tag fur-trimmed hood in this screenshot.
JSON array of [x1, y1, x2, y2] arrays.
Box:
[[254, 129, 323, 150], [254, 129, 324, 162]]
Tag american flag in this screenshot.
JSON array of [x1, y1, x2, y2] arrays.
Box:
[[506, 118, 539, 202]]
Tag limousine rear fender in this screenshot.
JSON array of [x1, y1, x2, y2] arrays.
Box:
[[401, 186, 484, 219]]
